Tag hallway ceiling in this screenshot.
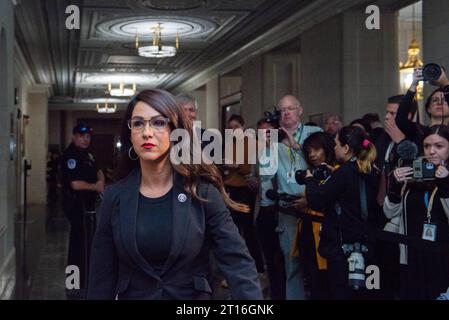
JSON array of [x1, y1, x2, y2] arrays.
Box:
[[15, 0, 313, 107], [15, 0, 407, 109]]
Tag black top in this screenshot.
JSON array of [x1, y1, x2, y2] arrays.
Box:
[[370, 127, 385, 146], [305, 160, 380, 259], [136, 188, 173, 274], [387, 177, 449, 299]]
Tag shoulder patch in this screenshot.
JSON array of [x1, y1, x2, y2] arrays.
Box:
[[67, 159, 77, 170]]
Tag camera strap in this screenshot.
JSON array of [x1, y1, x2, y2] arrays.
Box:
[[359, 178, 368, 223], [287, 124, 304, 163], [424, 187, 438, 223]]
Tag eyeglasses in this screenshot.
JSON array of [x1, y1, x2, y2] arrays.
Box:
[[127, 116, 170, 132], [430, 98, 448, 105], [279, 105, 300, 113]]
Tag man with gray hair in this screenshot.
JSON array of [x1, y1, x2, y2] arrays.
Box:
[[176, 92, 217, 154], [176, 93, 198, 123], [274, 94, 322, 299]]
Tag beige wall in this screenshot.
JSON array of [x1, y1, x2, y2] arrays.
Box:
[[264, 53, 300, 108], [242, 56, 264, 129], [300, 15, 342, 123], [422, 0, 449, 99], [48, 110, 62, 148], [0, 0, 16, 299], [206, 77, 220, 130], [220, 76, 241, 98], [341, 9, 399, 123], [26, 88, 48, 204]]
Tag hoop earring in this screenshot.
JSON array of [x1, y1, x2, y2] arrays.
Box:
[[128, 147, 139, 161]]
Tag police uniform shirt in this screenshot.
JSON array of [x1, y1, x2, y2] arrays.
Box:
[[61, 143, 99, 190]]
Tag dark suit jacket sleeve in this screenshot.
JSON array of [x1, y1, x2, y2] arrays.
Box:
[[203, 184, 263, 300], [396, 90, 417, 140], [87, 186, 118, 299]]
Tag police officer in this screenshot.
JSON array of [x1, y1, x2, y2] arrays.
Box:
[[61, 124, 105, 297]]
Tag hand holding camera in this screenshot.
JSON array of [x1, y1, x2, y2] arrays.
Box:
[[295, 164, 333, 185], [393, 166, 413, 183], [435, 164, 449, 179], [417, 63, 449, 88], [288, 196, 308, 211], [264, 108, 287, 142], [410, 67, 424, 91], [279, 127, 299, 149]]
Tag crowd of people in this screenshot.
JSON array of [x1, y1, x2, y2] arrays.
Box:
[[61, 66, 449, 300]]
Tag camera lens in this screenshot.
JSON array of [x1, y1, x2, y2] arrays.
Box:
[[422, 63, 442, 82]]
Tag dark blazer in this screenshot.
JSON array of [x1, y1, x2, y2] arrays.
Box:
[[87, 168, 262, 300]]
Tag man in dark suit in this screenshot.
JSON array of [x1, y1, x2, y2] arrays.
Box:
[[374, 94, 417, 300]]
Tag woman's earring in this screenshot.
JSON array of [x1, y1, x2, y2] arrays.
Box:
[[128, 147, 139, 161]]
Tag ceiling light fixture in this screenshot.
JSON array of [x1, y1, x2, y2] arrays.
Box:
[[96, 101, 117, 114], [108, 81, 137, 97], [399, 3, 423, 99], [136, 22, 179, 58]]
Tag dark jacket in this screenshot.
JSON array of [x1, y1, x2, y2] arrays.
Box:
[[305, 160, 379, 260], [87, 168, 262, 300], [396, 90, 425, 151]]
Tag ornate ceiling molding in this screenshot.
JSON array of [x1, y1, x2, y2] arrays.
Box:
[[127, 0, 220, 11], [172, 0, 374, 93], [93, 14, 217, 42]]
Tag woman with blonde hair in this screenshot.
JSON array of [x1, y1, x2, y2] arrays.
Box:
[[304, 126, 379, 299]]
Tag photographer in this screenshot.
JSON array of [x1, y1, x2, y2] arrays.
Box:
[[304, 126, 379, 299], [255, 118, 286, 300], [270, 94, 322, 300], [383, 125, 449, 300], [396, 66, 449, 150], [294, 132, 336, 299], [374, 94, 417, 299]]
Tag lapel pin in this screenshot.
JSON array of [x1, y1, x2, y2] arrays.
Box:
[[178, 193, 187, 203]]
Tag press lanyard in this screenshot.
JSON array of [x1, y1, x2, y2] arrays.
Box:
[[287, 124, 304, 164], [424, 187, 438, 223]]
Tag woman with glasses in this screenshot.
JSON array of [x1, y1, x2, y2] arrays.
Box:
[[87, 89, 262, 300], [384, 125, 449, 299], [396, 67, 449, 150]]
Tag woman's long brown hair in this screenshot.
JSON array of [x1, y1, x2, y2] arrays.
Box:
[[115, 89, 249, 213]]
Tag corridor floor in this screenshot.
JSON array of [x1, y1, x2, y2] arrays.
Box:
[[14, 200, 69, 300]]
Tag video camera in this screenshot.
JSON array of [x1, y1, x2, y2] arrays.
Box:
[[397, 140, 437, 181], [295, 164, 332, 185], [264, 108, 287, 142]]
